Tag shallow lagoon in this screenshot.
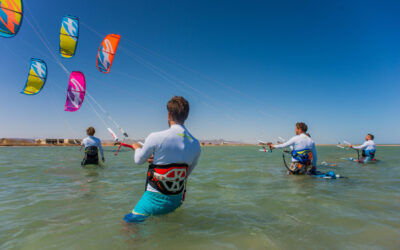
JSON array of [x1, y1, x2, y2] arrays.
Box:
[[0, 146, 399, 249]]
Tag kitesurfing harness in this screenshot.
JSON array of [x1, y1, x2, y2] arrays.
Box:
[[81, 146, 99, 165], [362, 149, 375, 159], [146, 163, 188, 196], [292, 149, 313, 165], [282, 149, 313, 175]]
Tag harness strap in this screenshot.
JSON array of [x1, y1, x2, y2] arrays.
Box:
[[282, 151, 294, 174]]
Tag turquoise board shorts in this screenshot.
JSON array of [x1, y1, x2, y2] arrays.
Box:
[[123, 191, 183, 223]]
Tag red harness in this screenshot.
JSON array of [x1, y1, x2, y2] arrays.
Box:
[[146, 163, 188, 195]]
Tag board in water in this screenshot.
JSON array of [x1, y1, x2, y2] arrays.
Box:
[[313, 171, 346, 179], [346, 158, 380, 164]]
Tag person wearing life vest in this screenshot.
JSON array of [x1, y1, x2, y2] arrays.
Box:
[[81, 127, 105, 166], [123, 96, 201, 223], [350, 134, 376, 163], [269, 122, 317, 175]]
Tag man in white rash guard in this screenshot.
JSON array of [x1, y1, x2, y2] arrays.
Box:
[[123, 96, 201, 223], [269, 122, 317, 175], [81, 126, 105, 165], [350, 134, 376, 163]]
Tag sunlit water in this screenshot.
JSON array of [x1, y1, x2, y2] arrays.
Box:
[[0, 146, 399, 249]]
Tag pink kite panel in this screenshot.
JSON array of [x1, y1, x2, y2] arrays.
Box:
[[65, 71, 86, 112]]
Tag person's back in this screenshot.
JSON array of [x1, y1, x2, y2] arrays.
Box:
[[136, 125, 199, 162], [124, 96, 201, 223], [81, 127, 104, 165], [289, 133, 315, 152], [82, 136, 102, 148], [135, 124, 200, 193]]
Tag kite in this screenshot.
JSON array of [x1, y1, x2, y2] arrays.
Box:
[[65, 71, 86, 112], [21, 58, 47, 95], [96, 34, 120, 73], [0, 0, 23, 38], [59, 15, 79, 58]]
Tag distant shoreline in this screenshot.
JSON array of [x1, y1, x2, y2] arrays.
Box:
[[1, 144, 399, 147]]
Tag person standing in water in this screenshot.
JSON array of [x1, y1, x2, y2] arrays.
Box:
[[269, 122, 317, 175], [350, 134, 376, 163], [123, 96, 201, 223], [81, 127, 105, 165]]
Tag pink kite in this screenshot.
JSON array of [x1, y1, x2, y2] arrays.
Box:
[[65, 71, 86, 112]]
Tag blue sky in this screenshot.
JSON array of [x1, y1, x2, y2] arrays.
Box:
[[1, 0, 399, 144]]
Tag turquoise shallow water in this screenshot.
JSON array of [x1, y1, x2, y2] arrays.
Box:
[[0, 146, 399, 249]]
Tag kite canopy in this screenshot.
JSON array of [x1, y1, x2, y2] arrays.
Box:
[[59, 15, 79, 58], [0, 0, 23, 38], [21, 58, 47, 95], [97, 34, 120, 73], [65, 71, 86, 112]]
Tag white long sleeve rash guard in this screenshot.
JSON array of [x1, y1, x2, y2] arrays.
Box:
[[134, 124, 201, 193], [81, 136, 104, 158], [353, 140, 376, 151], [273, 133, 318, 166]]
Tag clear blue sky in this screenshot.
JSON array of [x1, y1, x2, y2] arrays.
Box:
[[1, 0, 399, 144]]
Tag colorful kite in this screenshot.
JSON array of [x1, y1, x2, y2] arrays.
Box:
[[96, 34, 120, 73], [21, 58, 47, 95], [65, 71, 86, 112], [59, 15, 79, 58], [0, 0, 23, 38]]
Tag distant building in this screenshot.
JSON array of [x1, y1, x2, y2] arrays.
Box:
[[34, 138, 82, 145], [45, 139, 58, 144], [34, 139, 43, 144]]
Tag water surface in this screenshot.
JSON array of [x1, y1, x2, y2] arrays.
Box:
[[0, 146, 399, 249]]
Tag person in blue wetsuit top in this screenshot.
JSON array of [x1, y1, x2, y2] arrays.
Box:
[[350, 134, 376, 163], [123, 96, 201, 223], [81, 127, 105, 166], [269, 122, 318, 175]]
